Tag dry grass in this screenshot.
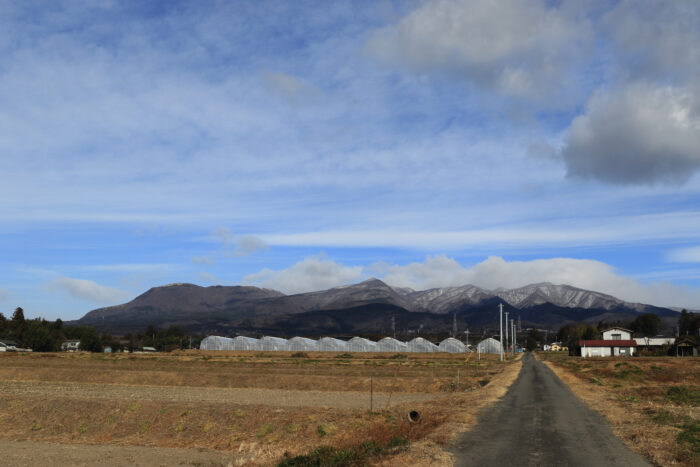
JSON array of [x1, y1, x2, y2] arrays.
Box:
[[0, 350, 503, 393], [0, 351, 522, 466], [538, 353, 699, 466]]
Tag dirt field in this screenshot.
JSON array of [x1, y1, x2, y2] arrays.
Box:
[[538, 352, 699, 466], [0, 350, 522, 466]]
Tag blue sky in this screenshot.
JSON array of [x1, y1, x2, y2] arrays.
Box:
[[2, 0, 700, 320]]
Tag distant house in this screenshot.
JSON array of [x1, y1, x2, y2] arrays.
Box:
[[0, 339, 18, 352], [675, 336, 699, 357], [61, 340, 80, 352], [141, 346, 157, 352], [634, 336, 675, 355], [634, 336, 675, 347], [580, 327, 637, 357]]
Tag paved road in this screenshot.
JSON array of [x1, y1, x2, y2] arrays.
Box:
[[451, 353, 651, 467]]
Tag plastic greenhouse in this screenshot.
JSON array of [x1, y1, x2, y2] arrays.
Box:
[[317, 337, 347, 352], [200, 335, 233, 350], [439, 337, 469, 353], [231, 336, 259, 351], [259, 336, 288, 351], [377, 337, 407, 352], [286, 337, 317, 351], [347, 337, 377, 352], [407, 337, 438, 353], [477, 337, 503, 354]]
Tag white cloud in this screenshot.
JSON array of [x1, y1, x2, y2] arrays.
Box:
[[210, 228, 268, 257], [190, 256, 215, 265], [49, 277, 127, 304], [604, 0, 700, 81], [243, 255, 363, 294], [261, 211, 700, 249], [667, 246, 700, 263], [264, 72, 318, 105], [199, 272, 222, 285], [366, 0, 589, 102], [244, 254, 700, 309], [234, 235, 268, 256], [381, 256, 700, 309], [79, 263, 176, 272], [562, 83, 700, 184], [213, 227, 236, 246]]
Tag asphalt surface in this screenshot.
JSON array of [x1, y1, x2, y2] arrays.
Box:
[[451, 353, 651, 467]]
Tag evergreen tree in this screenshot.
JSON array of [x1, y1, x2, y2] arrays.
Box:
[[12, 307, 25, 323]]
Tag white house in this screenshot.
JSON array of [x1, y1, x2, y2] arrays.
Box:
[[61, 340, 80, 351], [0, 339, 18, 352], [634, 336, 675, 347], [580, 327, 637, 357], [601, 327, 633, 340]]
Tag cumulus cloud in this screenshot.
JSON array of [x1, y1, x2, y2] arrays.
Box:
[[50, 277, 127, 303], [604, 0, 700, 81], [243, 255, 363, 294], [561, 83, 700, 184], [244, 254, 700, 308], [382, 255, 700, 309], [366, 0, 589, 102]]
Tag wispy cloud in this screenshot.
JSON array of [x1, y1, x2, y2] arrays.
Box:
[[190, 256, 215, 266], [260, 211, 700, 249], [0, 288, 10, 303], [667, 246, 700, 263], [48, 277, 128, 304]]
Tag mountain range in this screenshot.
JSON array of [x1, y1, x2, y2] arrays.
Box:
[[72, 279, 678, 336]]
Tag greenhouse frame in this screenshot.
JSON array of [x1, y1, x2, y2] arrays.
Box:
[[286, 337, 317, 351], [232, 336, 259, 351], [199, 334, 480, 354], [347, 337, 377, 352], [259, 336, 288, 351], [439, 337, 469, 353], [407, 337, 438, 353], [317, 337, 347, 352], [199, 335, 233, 350], [377, 337, 408, 352], [477, 337, 503, 354]]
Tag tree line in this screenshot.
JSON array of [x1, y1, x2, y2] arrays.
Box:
[[1, 307, 202, 352]]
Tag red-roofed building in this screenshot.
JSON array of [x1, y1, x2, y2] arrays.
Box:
[[580, 327, 637, 357]]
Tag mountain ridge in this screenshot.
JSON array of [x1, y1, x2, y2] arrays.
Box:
[[73, 279, 678, 335]]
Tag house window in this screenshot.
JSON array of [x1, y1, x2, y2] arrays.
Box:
[[612, 334, 621, 340]]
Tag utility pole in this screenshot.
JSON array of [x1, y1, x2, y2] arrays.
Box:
[[391, 315, 396, 339], [505, 311, 509, 357], [453, 313, 457, 338], [511, 319, 515, 356], [518, 316, 521, 332], [499, 303, 504, 361], [464, 328, 470, 346]]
